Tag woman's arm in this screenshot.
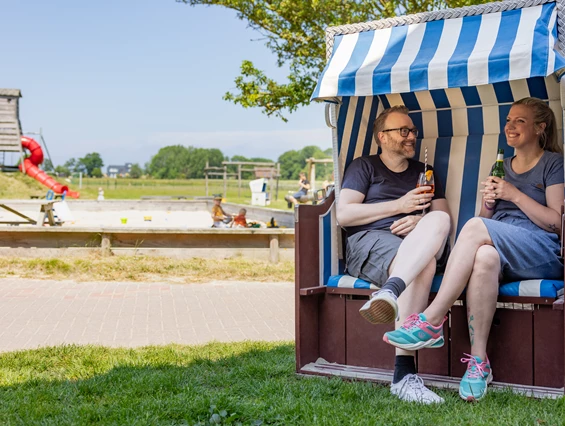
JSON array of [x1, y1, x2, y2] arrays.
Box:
[[491, 176, 563, 234], [514, 184, 563, 234]]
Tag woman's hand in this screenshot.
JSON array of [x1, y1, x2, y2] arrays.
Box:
[[390, 215, 422, 236], [480, 176, 520, 203]]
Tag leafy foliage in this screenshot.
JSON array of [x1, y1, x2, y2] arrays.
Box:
[[78, 153, 104, 177], [277, 145, 332, 180], [178, 0, 487, 120], [146, 145, 224, 179], [227, 155, 276, 179], [129, 163, 144, 179], [42, 159, 54, 173]]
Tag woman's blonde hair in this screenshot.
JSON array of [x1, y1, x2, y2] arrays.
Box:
[[512, 97, 563, 153]]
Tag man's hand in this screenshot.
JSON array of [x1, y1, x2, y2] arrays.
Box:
[[396, 187, 433, 214], [390, 215, 422, 236]]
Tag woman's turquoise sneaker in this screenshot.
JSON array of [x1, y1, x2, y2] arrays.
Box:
[[459, 354, 493, 402]]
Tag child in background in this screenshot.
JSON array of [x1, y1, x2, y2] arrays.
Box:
[[211, 195, 231, 228], [232, 208, 248, 228]]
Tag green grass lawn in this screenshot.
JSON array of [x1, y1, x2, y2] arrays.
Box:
[[0, 342, 562, 425], [77, 178, 311, 210], [0, 173, 323, 210]]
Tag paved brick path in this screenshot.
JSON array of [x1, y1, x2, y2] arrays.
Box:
[[0, 279, 294, 352]]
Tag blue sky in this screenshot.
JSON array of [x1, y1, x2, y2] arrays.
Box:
[[2, 0, 330, 169]]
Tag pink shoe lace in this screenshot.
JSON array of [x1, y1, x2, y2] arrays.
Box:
[[401, 313, 422, 329], [460, 354, 488, 379]]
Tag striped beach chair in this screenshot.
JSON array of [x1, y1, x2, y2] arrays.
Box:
[[296, 0, 565, 396]]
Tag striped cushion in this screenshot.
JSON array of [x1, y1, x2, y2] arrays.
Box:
[[326, 275, 378, 290], [327, 275, 564, 298]]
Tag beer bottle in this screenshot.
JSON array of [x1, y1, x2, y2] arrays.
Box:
[[491, 148, 505, 179]]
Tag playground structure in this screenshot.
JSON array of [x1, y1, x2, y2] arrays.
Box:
[[0, 89, 79, 198], [296, 0, 565, 397], [204, 160, 280, 201], [0, 89, 25, 171], [305, 157, 333, 192]]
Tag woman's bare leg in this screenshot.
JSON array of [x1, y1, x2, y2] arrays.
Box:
[[465, 245, 500, 360], [424, 218, 494, 325], [388, 211, 450, 287], [394, 258, 437, 357]]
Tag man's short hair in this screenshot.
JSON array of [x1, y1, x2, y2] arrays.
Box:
[[373, 105, 410, 143]]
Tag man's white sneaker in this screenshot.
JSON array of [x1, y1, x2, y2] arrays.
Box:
[[359, 289, 398, 324], [390, 374, 444, 404]]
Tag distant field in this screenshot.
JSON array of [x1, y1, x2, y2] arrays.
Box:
[[0, 173, 328, 210]]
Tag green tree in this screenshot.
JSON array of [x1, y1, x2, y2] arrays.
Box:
[[227, 155, 276, 179], [179, 0, 486, 121], [147, 145, 191, 179], [42, 159, 54, 173], [54, 158, 77, 177], [54, 165, 68, 177], [278, 145, 332, 180], [91, 167, 103, 178], [147, 146, 224, 179], [186, 147, 224, 178], [129, 163, 143, 179], [64, 158, 77, 174], [78, 153, 104, 177]]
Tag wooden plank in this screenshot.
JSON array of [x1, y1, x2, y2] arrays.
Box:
[[295, 191, 334, 370], [319, 293, 346, 365], [489, 308, 534, 385], [533, 306, 564, 388], [299, 286, 326, 296], [0, 204, 36, 225], [300, 361, 564, 398], [345, 297, 395, 369], [269, 234, 279, 263], [417, 318, 450, 376]]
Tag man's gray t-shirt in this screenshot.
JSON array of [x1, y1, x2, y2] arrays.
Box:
[[493, 151, 564, 226], [341, 155, 446, 235]]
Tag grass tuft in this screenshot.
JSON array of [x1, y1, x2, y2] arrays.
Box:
[[0, 255, 294, 283]]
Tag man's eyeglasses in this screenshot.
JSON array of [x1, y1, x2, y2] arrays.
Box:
[[381, 127, 419, 138]]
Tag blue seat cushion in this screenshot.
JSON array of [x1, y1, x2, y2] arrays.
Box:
[[326, 275, 378, 290], [327, 275, 564, 298]]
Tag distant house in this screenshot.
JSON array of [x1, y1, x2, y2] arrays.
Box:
[[107, 163, 132, 178]]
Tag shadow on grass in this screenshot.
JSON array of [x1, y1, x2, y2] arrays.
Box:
[[0, 341, 563, 426]]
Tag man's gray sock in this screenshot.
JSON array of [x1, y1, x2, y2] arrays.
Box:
[[381, 277, 406, 298]]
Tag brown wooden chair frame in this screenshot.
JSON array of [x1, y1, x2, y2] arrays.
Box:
[[295, 191, 565, 397]]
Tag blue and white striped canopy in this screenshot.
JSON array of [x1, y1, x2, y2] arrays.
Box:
[[312, 2, 565, 99]]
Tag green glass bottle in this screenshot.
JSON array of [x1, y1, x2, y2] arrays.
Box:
[[491, 148, 505, 179]]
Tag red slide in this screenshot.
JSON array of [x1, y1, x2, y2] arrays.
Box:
[[18, 136, 80, 198]]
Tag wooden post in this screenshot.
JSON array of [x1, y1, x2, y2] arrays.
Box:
[[101, 233, 111, 256], [311, 163, 316, 192], [205, 161, 209, 197], [238, 164, 241, 197], [276, 163, 280, 201], [269, 234, 279, 263], [223, 165, 227, 199]]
